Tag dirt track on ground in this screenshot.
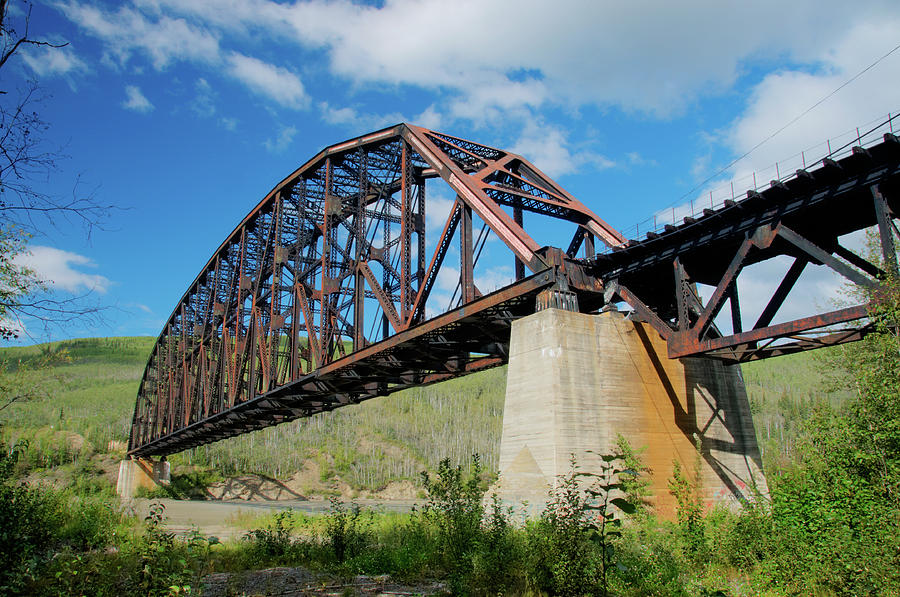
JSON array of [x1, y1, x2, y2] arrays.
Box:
[[128, 498, 420, 540]]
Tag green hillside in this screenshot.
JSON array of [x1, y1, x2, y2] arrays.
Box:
[[0, 335, 847, 490]]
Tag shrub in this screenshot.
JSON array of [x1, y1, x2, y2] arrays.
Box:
[[242, 509, 297, 561], [528, 453, 635, 597], [471, 493, 523, 594], [668, 438, 706, 561], [324, 497, 370, 564], [419, 455, 485, 591]]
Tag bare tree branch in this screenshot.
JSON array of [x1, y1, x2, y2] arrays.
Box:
[[0, 0, 68, 74], [0, 1, 114, 340]]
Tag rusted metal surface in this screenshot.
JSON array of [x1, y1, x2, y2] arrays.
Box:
[[128, 125, 610, 456], [130, 123, 900, 457], [593, 132, 900, 362]]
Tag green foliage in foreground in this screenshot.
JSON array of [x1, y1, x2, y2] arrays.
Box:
[[3, 280, 900, 594], [3, 420, 900, 597]]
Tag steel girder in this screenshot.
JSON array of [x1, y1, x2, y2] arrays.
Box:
[[130, 124, 900, 458], [128, 124, 618, 456], [593, 133, 900, 362]]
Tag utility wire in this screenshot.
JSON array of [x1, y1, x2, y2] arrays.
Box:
[[674, 39, 900, 206]]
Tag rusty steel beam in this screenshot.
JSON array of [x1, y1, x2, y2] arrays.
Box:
[[128, 124, 611, 455], [130, 121, 900, 456], [595, 129, 900, 362]]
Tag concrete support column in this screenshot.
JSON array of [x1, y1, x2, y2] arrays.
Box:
[[491, 308, 767, 519], [116, 457, 171, 498]]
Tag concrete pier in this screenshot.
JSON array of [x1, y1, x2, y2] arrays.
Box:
[[491, 308, 767, 519], [116, 458, 170, 498]]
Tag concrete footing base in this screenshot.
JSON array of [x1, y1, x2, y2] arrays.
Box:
[[116, 458, 170, 498], [489, 308, 767, 519]]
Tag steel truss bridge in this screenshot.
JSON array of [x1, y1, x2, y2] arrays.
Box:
[[128, 121, 900, 457]]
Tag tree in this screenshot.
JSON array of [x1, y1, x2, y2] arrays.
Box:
[[0, 0, 111, 340]]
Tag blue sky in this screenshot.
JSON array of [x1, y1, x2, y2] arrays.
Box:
[[4, 0, 900, 343]]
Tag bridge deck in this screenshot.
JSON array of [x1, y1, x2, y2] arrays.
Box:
[[129, 271, 554, 457]]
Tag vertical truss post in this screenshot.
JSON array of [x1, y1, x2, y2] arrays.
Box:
[[321, 158, 335, 364], [269, 193, 283, 389], [674, 257, 690, 331], [729, 284, 742, 334], [461, 201, 475, 303], [416, 182, 426, 298], [354, 149, 367, 350], [872, 184, 898, 277], [583, 231, 595, 259], [514, 204, 525, 280], [400, 142, 412, 320]]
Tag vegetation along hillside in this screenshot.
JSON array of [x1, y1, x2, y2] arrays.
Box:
[[0, 334, 849, 494]]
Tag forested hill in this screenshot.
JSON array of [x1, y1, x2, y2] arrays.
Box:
[[0, 335, 849, 492]]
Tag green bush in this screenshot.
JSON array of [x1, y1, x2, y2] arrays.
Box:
[[324, 498, 370, 564], [470, 494, 524, 594], [419, 455, 485, 592], [242, 509, 299, 562], [608, 517, 690, 597]]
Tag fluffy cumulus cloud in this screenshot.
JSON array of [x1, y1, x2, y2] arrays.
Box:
[[61, 0, 897, 122], [726, 20, 900, 180], [226, 52, 308, 109], [21, 44, 88, 77], [512, 123, 615, 178], [183, 0, 894, 117], [58, 1, 308, 111], [122, 85, 154, 112], [57, 2, 221, 69], [14, 246, 112, 295]]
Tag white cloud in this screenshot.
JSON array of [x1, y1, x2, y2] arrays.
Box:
[[318, 101, 405, 132], [266, 0, 892, 118], [320, 102, 358, 126], [415, 105, 444, 130], [436, 262, 460, 293], [80, 0, 894, 121], [122, 85, 154, 112], [21, 45, 88, 76], [192, 77, 216, 117], [14, 246, 111, 295], [512, 123, 615, 178], [226, 52, 308, 109], [57, 2, 221, 70], [425, 191, 456, 232], [219, 116, 238, 131], [264, 125, 298, 153], [724, 19, 900, 183], [476, 265, 514, 294]]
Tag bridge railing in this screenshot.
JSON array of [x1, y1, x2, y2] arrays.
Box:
[[614, 112, 900, 245]]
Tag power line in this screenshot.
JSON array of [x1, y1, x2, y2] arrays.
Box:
[[674, 39, 900, 206]]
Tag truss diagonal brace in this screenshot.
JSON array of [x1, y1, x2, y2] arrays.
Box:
[[359, 261, 403, 333], [872, 184, 899, 277], [608, 280, 674, 340], [669, 305, 869, 359], [401, 126, 544, 272], [295, 284, 323, 368], [777, 225, 876, 288], [753, 257, 807, 330]]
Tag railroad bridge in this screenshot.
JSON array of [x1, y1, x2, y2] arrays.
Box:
[[121, 120, 900, 514]]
